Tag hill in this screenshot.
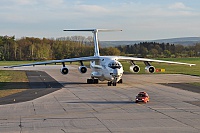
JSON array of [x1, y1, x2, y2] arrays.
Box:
[[100, 37, 200, 47]]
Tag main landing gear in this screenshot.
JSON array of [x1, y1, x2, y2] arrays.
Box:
[[87, 78, 99, 84]]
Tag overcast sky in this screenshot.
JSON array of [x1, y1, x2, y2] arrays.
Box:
[[0, 0, 200, 41]]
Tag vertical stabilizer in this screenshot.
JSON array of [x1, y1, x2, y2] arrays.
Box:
[[63, 29, 122, 57], [93, 29, 100, 56]]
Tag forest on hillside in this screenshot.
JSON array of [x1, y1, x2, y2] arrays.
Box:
[[0, 36, 199, 61], [116, 42, 200, 58]]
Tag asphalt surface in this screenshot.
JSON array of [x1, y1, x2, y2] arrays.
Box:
[[161, 83, 200, 94], [0, 70, 63, 105], [0, 65, 200, 133], [161, 83, 200, 107], [1, 70, 199, 105]]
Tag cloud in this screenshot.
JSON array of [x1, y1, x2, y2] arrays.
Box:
[[169, 2, 191, 10], [111, 2, 197, 18], [41, 0, 65, 7], [16, 0, 36, 5], [0, 0, 65, 8], [1, 0, 200, 40], [75, 4, 109, 13], [0, 0, 38, 6]]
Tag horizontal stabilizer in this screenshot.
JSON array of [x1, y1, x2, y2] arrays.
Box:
[[63, 29, 122, 32]]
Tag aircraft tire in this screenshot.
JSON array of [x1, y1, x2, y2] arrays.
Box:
[[117, 79, 123, 84], [113, 82, 117, 86], [94, 79, 99, 84], [107, 82, 111, 86], [87, 79, 92, 84], [87, 79, 99, 84]]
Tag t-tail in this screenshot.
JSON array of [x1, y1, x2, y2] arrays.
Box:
[[63, 29, 122, 57]]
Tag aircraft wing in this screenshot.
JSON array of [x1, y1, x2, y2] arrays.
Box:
[[116, 56, 196, 66], [4, 56, 100, 68]]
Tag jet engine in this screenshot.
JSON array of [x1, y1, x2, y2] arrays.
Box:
[[130, 65, 140, 73], [78, 66, 87, 74], [145, 66, 155, 73], [60, 67, 69, 75]]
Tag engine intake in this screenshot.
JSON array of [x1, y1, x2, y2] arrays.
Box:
[[78, 66, 87, 74], [145, 66, 155, 73], [130, 65, 140, 73], [60, 67, 69, 75]]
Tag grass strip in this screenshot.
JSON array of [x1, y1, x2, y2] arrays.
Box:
[[0, 70, 29, 98]]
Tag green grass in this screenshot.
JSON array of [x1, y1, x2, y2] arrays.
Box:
[[122, 57, 200, 76], [0, 58, 199, 76], [1, 58, 199, 76], [122, 57, 200, 86], [0, 58, 199, 93], [0, 70, 29, 98], [190, 82, 200, 87], [0, 61, 81, 67], [0, 61, 35, 66]]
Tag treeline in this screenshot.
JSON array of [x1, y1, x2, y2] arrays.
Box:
[[0, 36, 200, 61], [116, 42, 200, 58], [0, 36, 120, 61]]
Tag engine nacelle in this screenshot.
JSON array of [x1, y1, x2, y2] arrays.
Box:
[[145, 66, 155, 73], [130, 65, 140, 73], [60, 67, 69, 75], [78, 66, 87, 74]]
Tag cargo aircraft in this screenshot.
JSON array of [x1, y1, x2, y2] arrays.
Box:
[[5, 29, 196, 86]]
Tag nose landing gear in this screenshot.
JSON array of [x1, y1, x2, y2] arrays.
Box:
[[107, 81, 117, 86], [108, 78, 122, 86]]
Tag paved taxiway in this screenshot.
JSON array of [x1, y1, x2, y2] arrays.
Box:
[[0, 70, 63, 105], [0, 65, 200, 133]]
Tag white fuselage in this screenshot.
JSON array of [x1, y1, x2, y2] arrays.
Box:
[[90, 56, 124, 82]]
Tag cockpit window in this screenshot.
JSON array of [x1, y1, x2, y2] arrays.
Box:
[[108, 61, 122, 69]]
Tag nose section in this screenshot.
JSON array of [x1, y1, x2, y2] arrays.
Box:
[[113, 68, 120, 77], [111, 68, 122, 83]]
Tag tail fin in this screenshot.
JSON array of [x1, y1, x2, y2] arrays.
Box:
[[63, 29, 122, 56]]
